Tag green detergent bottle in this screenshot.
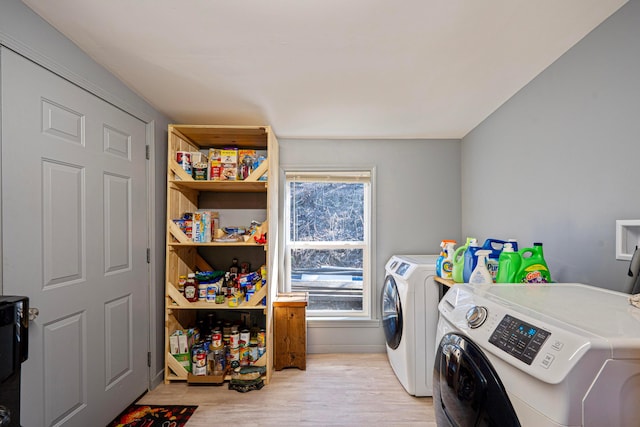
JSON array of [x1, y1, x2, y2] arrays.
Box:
[[515, 242, 552, 283], [452, 237, 476, 283], [495, 242, 520, 283]]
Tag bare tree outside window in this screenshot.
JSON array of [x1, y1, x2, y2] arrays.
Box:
[[285, 172, 371, 316]]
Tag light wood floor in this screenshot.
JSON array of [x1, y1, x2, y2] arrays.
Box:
[[138, 353, 436, 426]]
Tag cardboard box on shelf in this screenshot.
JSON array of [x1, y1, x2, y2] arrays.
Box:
[[209, 149, 222, 180]]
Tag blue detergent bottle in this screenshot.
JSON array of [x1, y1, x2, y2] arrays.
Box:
[[435, 240, 446, 278], [462, 239, 480, 283]]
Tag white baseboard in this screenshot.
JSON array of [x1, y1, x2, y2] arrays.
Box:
[[308, 344, 386, 354]]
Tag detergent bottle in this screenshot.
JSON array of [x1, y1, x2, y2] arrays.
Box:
[[516, 242, 552, 283], [463, 238, 480, 283], [468, 250, 493, 285], [481, 239, 515, 282], [435, 243, 444, 277], [435, 240, 447, 278], [441, 240, 456, 280], [495, 242, 521, 283], [452, 237, 476, 283]]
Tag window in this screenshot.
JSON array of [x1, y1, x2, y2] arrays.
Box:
[[284, 170, 372, 318]]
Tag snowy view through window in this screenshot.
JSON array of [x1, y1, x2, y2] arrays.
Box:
[[287, 178, 369, 313]]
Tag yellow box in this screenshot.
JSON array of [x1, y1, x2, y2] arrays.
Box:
[[220, 149, 238, 164]]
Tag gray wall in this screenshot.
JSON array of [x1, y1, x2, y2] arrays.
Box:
[[461, 0, 640, 291], [0, 0, 171, 387], [279, 138, 461, 353]]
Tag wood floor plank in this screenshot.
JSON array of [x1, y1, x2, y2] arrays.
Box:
[[138, 353, 436, 426]]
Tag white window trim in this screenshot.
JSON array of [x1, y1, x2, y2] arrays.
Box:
[[282, 167, 376, 320]]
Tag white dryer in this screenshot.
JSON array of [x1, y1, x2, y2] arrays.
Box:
[[382, 254, 440, 396], [434, 283, 640, 426]]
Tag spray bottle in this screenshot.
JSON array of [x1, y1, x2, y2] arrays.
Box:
[[469, 250, 493, 285]]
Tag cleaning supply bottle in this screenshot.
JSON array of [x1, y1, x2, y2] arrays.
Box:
[[516, 242, 552, 283], [452, 237, 475, 283], [463, 238, 480, 283], [441, 240, 456, 280], [468, 250, 493, 285], [435, 240, 447, 278], [495, 242, 521, 283], [481, 239, 511, 282]]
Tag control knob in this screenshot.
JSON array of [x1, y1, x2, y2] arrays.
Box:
[[466, 306, 488, 329]]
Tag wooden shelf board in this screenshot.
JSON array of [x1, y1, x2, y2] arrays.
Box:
[[168, 241, 266, 248], [170, 125, 269, 149], [434, 277, 455, 288], [169, 179, 267, 193]]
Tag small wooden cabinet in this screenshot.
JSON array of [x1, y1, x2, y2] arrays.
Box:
[[273, 293, 308, 370]]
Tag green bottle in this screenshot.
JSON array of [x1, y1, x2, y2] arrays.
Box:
[[495, 242, 520, 283], [515, 242, 552, 283], [452, 237, 476, 283]]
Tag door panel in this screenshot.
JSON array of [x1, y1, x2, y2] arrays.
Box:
[[1, 47, 149, 427]]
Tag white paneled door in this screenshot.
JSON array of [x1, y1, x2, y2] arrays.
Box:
[[1, 48, 149, 426]]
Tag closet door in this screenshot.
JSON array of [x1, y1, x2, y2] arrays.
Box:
[[1, 48, 149, 427]]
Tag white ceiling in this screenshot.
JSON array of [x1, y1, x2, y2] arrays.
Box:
[[22, 0, 627, 139]]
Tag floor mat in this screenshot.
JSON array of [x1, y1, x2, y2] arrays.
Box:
[[107, 404, 197, 427]]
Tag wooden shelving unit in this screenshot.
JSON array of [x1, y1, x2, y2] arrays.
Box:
[[164, 124, 279, 385]]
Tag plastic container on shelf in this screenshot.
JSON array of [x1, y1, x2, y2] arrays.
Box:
[[468, 250, 493, 285], [436, 240, 456, 279], [495, 242, 521, 283], [462, 239, 481, 283], [515, 242, 552, 283], [441, 240, 456, 280], [480, 239, 515, 282], [452, 237, 476, 283], [436, 241, 446, 278]]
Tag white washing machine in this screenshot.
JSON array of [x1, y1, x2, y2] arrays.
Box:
[[434, 283, 640, 426], [381, 254, 440, 396]]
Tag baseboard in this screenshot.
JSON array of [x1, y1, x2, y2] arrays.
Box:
[[149, 369, 164, 390], [308, 344, 386, 354]]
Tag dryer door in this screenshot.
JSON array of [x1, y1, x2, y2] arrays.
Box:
[[433, 333, 520, 427], [382, 275, 402, 350]]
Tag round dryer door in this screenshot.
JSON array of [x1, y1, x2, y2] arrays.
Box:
[[382, 275, 402, 350], [434, 333, 521, 426]]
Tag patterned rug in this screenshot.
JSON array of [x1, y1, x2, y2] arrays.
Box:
[[107, 404, 197, 427]]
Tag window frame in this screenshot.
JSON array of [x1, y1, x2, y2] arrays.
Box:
[[283, 168, 374, 319]]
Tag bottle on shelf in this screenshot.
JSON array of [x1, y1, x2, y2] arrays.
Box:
[[496, 242, 520, 283], [452, 237, 476, 283], [468, 250, 493, 285], [229, 258, 240, 280], [184, 273, 199, 302]]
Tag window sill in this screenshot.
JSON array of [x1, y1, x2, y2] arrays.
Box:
[[307, 317, 380, 328]]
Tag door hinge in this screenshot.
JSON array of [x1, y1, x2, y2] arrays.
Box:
[[145, 145, 150, 160], [147, 352, 151, 367], [146, 248, 151, 263]]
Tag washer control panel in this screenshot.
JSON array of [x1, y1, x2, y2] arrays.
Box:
[[488, 314, 551, 365]]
